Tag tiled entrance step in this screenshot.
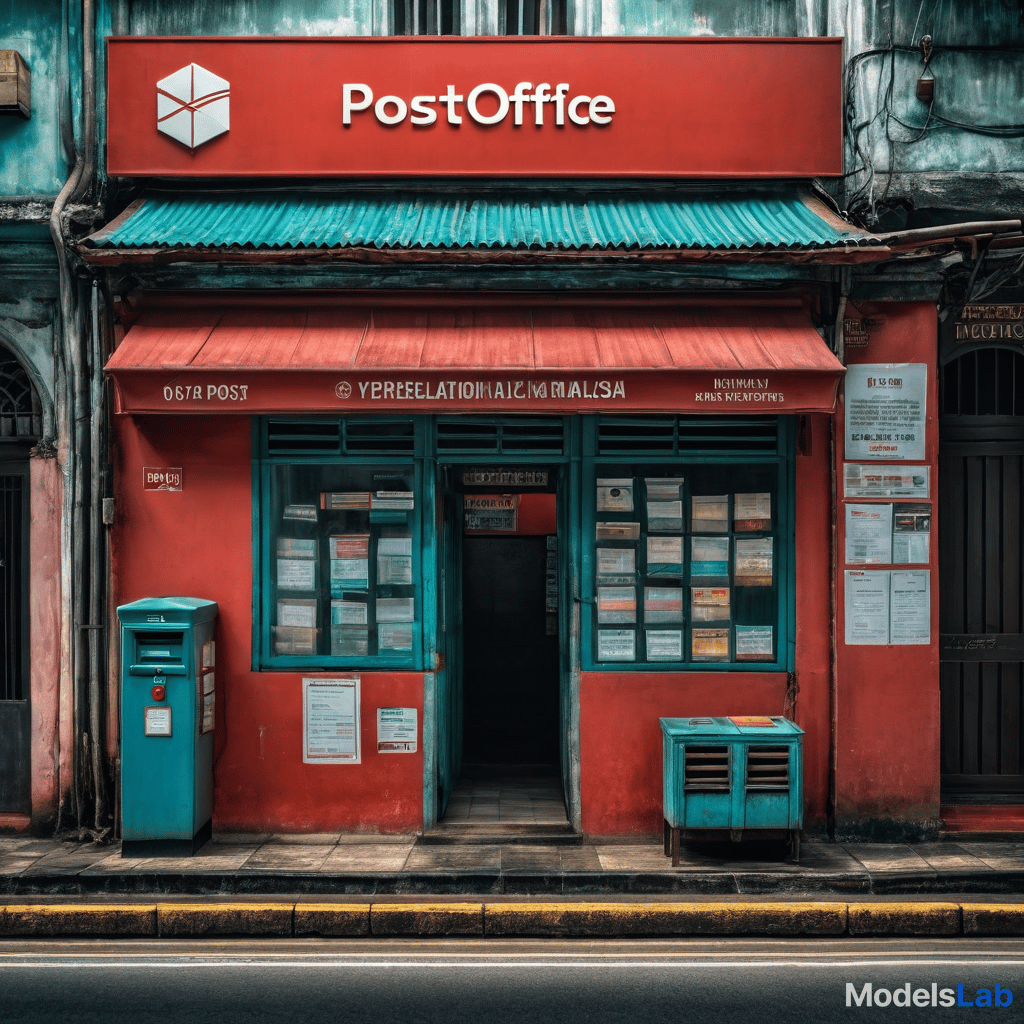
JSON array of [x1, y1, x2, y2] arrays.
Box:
[[424, 767, 575, 844]]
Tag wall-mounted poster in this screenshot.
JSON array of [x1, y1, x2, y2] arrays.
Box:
[[377, 707, 417, 753], [844, 364, 927, 461], [303, 676, 361, 764]]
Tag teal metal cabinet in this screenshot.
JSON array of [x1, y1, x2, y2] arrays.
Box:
[[660, 716, 803, 864], [118, 597, 218, 856]]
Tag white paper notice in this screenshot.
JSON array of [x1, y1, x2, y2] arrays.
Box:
[[845, 364, 927, 461], [890, 570, 931, 645], [845, 504, 894, 564], [377, 707, 418, 753], [303, 677, 360, 763], [845, 570, 891, 645]]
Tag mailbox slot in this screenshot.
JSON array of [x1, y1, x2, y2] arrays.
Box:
[[130, 630, 187, 675]]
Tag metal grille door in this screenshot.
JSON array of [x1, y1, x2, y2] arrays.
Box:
[[939, 348, 1024, 803]]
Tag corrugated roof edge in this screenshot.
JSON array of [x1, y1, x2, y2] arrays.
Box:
[[83, 184, 881, 253]]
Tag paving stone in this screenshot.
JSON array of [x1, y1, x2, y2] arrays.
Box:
[[404, 845, 502, 871], [501, 846, 564, 872], [914, 843, 994, 873], [842, 844, 937, 874], [319, 845, 412, 873], [956, 843, 1024, 872], [243, 845, 333, 872]]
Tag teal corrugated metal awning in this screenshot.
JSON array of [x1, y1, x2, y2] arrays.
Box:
[[85, 185, 877, 252]]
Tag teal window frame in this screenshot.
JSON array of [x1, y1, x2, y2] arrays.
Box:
[[580, 416, 796, 672], [253, 417, 430, 671]]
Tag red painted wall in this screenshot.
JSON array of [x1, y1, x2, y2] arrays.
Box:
[[29, 458, 65, 829], [580, 412, 834, 834], [834, 302, 940, 828], [110, 414, 424, 832]]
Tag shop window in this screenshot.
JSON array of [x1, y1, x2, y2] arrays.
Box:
[[582, 417, 792, 671], [256, 420, 425, 669], [502, 0, 567, 34], [392, 0, 460, 35]]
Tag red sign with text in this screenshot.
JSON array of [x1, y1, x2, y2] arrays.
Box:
[[106, 37, 842, 178]]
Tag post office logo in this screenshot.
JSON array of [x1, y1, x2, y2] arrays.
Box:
[[156, 63, 230, 149]]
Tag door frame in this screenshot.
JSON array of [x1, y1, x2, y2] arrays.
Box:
[[424, 448, 579, 830]]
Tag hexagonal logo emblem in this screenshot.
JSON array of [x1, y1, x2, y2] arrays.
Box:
[[156, 63, 230, 150]]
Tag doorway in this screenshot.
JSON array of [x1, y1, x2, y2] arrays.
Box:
[[434, 465, 569, 828], [939, 346, 1024, 804]]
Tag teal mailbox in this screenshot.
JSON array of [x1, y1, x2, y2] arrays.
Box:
[[118, 597, 218, 856], [661, 716, 803, 865]]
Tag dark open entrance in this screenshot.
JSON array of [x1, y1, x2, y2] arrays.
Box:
[[435, 457, 569, 829], [461, 536, 560, 768]]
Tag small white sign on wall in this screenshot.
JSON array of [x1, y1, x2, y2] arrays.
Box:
[[377, 707, 417, 753], [303, 677, 361, 764]]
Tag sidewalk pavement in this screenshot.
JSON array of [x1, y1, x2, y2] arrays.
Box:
[[1, 829, 1022, 898]]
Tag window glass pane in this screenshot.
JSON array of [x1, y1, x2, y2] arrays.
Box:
[[266, 462, 419, 665], [590, 462, 780, 668]]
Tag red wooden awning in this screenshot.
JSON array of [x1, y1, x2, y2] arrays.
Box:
[[105, 302, 845, 415]]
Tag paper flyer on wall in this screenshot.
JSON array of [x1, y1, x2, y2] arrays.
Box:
[[283, 503, 318, 523], [844, 570, 890, 645], [596, 478, 634, 512], [273, 625, 317, 655], [277, 557, 317, 592], [890, 570, 930, 644], [733, 492, 772, 531], [692, 627, 729, 661], [844, 363, 927, 461], [277, 598, 318, 629], [276, 537, 316, 558], [735, 624, 774, 660], [597, 629, 635, 661], [644, 586, 684, 623], [330, 558, 368, 594], [844, 464, 929, 498], [646, 536, 683, 576], [331, 599, 368, 625], [690, 536, 729, 579], [376, 597, 415, 622], [892, 503, 931, 564], [327, 533, 370, 559], [645, 478, 685, 501], [378, 622, 413, 650], [597, 586, 637, 624], [845, 503, 894, 564], [303, 677, 360, 763], [646, 500, 683, 532], [691, 495, 729, 532], [596, 521, 640, 541], [645, 629, 683, 662], [596, 546, 636, 581], [734, 538, 773, 586], [321, 492, 370, 510], [377, 707, 418, 753], [331, 626, 369, 656], [691, 586, 730, 622]]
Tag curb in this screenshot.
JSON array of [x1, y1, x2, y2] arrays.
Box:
[[0, 901, 1022, 938]]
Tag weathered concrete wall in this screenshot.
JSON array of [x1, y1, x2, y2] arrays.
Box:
[[0, 0, 70, 197]]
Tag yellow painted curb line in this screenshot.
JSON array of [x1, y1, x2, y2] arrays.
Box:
[[294, 903, 371, 937], [157, 902, 293, 937], [847, 902, 961, 936], [370, 902, 485, 936], [962, 904, 1024, 936], [484, 902, 848, 936], [0, 904, 157, 936]]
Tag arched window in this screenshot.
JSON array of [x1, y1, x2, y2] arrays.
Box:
[[0, 350, 41, 441]]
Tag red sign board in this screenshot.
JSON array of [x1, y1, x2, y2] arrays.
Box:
[[106, 37, 843, 178], [143, 467, 183, 491]]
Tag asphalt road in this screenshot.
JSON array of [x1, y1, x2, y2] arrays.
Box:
[[0, 938, 1021, 1024]]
